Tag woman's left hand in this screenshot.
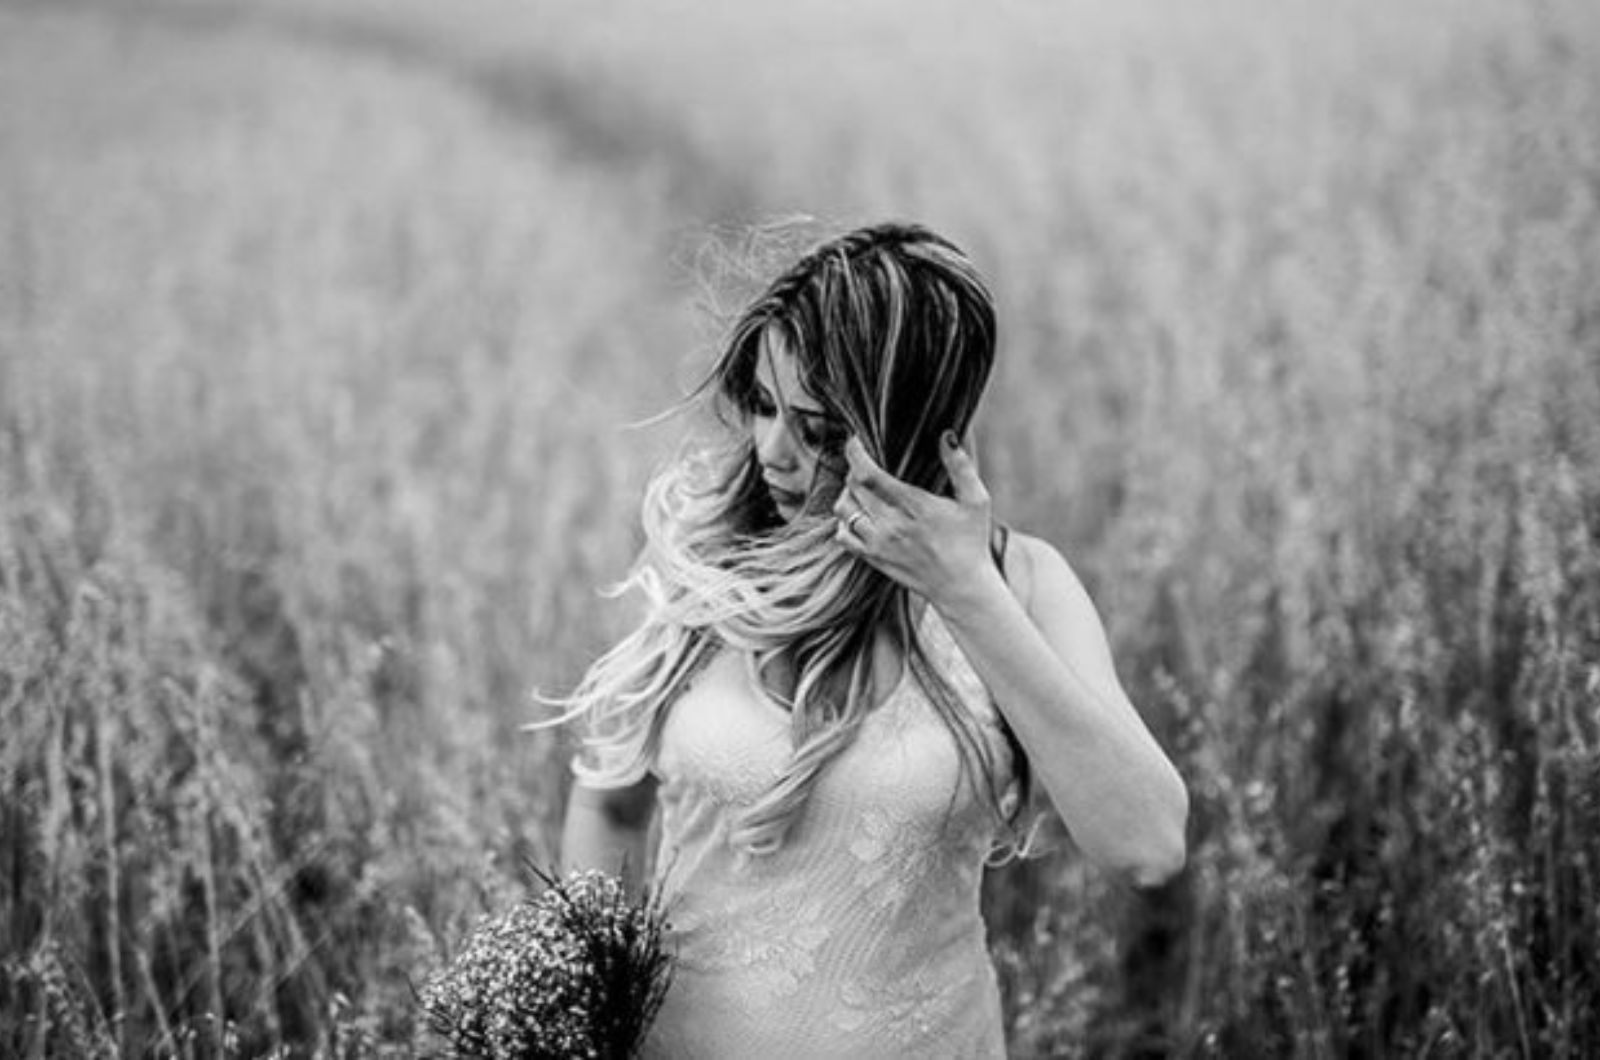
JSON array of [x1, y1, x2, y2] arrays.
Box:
[[834, 432, 1002, 610]]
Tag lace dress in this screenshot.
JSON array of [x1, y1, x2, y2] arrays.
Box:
[[630, 608, 1018, 1059]]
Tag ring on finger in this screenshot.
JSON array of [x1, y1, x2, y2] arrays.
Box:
[[845, 510, 867, 535]]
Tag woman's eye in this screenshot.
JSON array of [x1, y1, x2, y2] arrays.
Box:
[[799, 418, 847, 453]]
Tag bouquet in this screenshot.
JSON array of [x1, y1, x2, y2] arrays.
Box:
[[418, 867, 675, 1059]]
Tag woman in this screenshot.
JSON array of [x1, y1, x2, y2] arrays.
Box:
[[553, 222, 1187, 1058]]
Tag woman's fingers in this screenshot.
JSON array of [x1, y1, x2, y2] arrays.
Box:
[[838, 431, 988, 538], [939, 431, 990, 508], [835, 506, 871, 550], [834, 502, 890, 575], [834, 479, 894, 526], [843, 436, 913, 506], [847, 433, 987, 510]]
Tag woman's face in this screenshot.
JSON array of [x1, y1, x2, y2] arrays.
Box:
[[750, 329, 848, 523]]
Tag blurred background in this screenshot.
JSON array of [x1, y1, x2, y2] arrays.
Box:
[[3, 0, 1598, 1055]]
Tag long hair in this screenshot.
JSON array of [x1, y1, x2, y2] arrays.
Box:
[[545, 222, 1021, 854]]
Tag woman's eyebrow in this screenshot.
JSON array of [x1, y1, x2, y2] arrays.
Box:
[[754, 374, 830, 418]]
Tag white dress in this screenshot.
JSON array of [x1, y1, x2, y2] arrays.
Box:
[[633, 608, 1017, 1059]]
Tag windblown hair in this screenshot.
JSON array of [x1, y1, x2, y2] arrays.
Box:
[[546, 222, 1025, 855]]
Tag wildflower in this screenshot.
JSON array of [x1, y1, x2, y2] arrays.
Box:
[[419, 868, 674, 1059]]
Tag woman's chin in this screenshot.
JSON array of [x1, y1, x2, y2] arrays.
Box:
[[766, 487, 806, 521]]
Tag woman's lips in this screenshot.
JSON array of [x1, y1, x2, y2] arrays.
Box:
[[764, 480, 806, 510]]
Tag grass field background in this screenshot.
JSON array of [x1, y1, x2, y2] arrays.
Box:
[[3, 0, 1598, 1055]]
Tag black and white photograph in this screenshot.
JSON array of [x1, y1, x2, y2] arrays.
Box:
[[2, 0, 1597, 1056]]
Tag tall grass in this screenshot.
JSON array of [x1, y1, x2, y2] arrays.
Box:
[[1, 10, 693, 1054], [3, 0, 1599, 1055]]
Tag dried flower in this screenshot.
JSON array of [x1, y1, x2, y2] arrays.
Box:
[[418, 867, 674, 1059]]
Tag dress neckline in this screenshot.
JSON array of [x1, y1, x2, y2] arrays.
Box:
[[747, 602, 942, 721]]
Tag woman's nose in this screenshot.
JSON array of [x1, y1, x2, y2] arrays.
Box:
[[755, 415, 798, 471]]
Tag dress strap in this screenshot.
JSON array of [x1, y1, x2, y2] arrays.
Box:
[[988, 522, 1011, 574]]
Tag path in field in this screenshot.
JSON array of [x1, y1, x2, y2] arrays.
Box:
[[35, 0, 764, 227]]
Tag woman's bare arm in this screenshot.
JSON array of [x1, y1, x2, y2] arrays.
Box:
[[935, 533, 1188, 886], [559, 775, 658, 895], [836, 434, 1187, 887]]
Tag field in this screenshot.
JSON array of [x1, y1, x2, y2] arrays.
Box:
[[2, 0, 1598, 1055]]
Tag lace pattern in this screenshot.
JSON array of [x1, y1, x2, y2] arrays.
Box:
[[643, 607, 1012, 1059]]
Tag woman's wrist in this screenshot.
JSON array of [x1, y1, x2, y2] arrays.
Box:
[[928, 560, 1013, 623]]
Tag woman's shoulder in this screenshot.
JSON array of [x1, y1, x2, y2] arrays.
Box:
[[998, 528, 1099, 627]]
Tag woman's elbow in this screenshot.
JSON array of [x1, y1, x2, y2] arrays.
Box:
[[1128, 835, 1186, 889], [1110, 775, 1190, 889], [1136, 774, 1190, 887]]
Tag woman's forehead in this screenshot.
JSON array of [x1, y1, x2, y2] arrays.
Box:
[[755, 328, 826, 414]]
